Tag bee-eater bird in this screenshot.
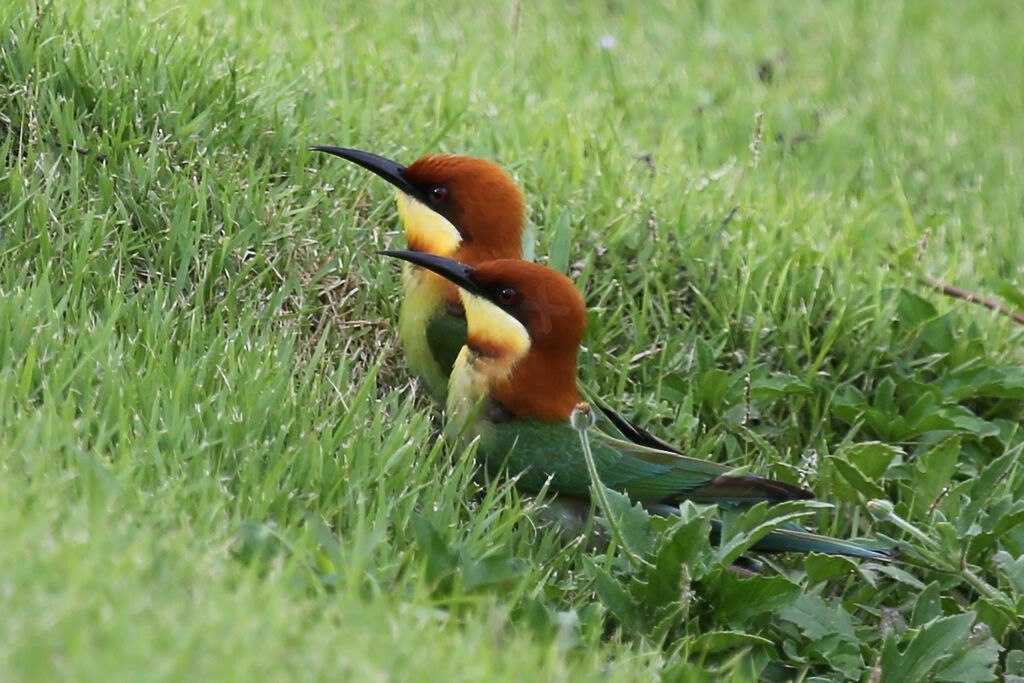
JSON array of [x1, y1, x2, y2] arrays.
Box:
[[378, 250, 897, 560], [311, 146, 527, 401]]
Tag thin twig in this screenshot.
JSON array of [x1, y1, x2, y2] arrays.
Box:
[[916, 227, 1024, 325], [924, 275, 1024, 325]]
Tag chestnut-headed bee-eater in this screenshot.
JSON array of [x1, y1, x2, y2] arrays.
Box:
[[379, 250, 897, 560], [311, 146, 528, 401]]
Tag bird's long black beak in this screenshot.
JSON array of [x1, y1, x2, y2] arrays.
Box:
[[377, 250, 488, 299], [309, 146, 419, 198]]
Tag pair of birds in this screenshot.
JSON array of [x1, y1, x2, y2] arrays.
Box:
[[312, 145, 896, 561]]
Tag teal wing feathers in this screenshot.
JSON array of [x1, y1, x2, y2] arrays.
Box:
[[482, 414, 811, 506]]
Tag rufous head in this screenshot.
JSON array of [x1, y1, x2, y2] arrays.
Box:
[[311, 147, 525, 264], [379, 251, 585, 421]]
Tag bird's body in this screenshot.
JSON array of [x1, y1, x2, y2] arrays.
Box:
[[381, 250, 897, 561]]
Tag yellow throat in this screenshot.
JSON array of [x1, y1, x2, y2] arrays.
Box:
[[394, 190, 463, 400], [445, 291, 531, 442]]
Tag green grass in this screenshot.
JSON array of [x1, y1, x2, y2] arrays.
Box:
[[3, 0, 1024, 679]]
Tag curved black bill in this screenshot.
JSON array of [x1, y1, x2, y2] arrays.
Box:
[[309, 146, 419, 197], [377, 250, 487, 299]]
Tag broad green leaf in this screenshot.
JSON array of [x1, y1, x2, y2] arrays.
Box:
[[896, 288, 938, 326], [1006, 650, 1024, 677], [696, 368, 733, 408], [909, 582, 942, 627], [804, 553, 859, 585], [715, 500, 831, 567], [918, 313, 955, 353], [993, 551, 1024, 596], [644, 505, 714, 603]]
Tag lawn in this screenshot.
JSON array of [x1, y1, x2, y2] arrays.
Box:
[[2, 0, 1023, 679]]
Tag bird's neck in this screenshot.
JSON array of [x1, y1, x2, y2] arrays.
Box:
[[446, 343, 580, 446], [492, 347, 580, 421]]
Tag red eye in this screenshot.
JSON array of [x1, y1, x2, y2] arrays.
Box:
[[498, 287, 517, 305], [429, 186, 449, 203]]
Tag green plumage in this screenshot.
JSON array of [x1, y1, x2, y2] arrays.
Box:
[[425, 309, 467, 381], [478, 414, 803, 505], [465, 403, 897, 561]]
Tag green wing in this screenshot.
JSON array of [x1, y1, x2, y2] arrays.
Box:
[[481, 415, 811, 506]]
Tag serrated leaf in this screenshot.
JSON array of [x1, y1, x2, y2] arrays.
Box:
[[777, 594, 864, 676], [596, 485, 655, 558], [832, 384, 869, 423], [968, 506, 1024, 555], [933, 622, 1002, 682], [701, 572, 801, 623], [943, 365, 1024, 401], [956, 449, 1020, 534], [836, 441, 903, 479], [644, 505, 714, 602], [586, 558, 645, 633], [874, 376, 897, 415], [715, 500, 831, 567], [913, 437, 961, 517], [827, 454, 887, 500], [869, 563, 927, 590], [1006, 650, 1024, 677], [944, 405, 1000, 439], [696, 368, 733, 408], [879, 613, 984, 683]]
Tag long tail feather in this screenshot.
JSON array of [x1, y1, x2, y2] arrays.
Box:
[[709, 519, 899, 561], [675, 474, 815, 505]]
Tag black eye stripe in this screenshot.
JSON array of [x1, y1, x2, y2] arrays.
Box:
[[429, 186, 449, 203]]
